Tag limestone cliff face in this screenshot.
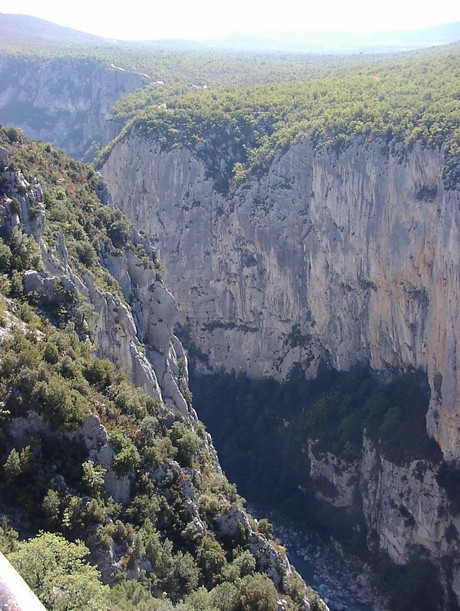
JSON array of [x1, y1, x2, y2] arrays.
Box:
[[0, 57, 149, 159], [100, 130, 459, 461]]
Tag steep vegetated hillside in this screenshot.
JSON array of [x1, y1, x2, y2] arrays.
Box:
[[98, 44, 460, 610], [0, 128, 322, 610]]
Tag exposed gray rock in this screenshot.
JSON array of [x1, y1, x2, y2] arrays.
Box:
[[308, 436, 460, 599], [8, 412, 131, 503], [248, 531, 292, 588], [71, 414, 109, 456], [23, 270, 76, 302], [102, 470, 132, 505], [307, 442, 358, 508], [101, 132, 459, 463], [8, 411, 47, 440], [92, 175, 113, 205], [215, 505, 251, 539]]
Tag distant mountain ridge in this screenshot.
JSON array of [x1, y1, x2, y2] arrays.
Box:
[[0, 13, 113, 46], [0, 12, 459, 53]]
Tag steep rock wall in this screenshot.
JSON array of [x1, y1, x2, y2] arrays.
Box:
[[0, 57, 149, 159], [100, 131, 459, 461]]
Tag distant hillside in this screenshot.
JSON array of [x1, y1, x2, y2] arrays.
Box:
[[0, 13, 214, 52], [0, 13, 112, 47]]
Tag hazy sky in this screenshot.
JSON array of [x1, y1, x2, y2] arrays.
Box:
[[0, 0, 459, 40]]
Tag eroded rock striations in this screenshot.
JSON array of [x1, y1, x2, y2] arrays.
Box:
[[101, 131, 459, 462]]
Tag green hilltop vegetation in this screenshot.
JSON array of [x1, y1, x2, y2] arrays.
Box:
[[0, 35, 384, 89], [2, 25, 459, 189], [101, 43, 460, 191], [0, 127, 321, 610]]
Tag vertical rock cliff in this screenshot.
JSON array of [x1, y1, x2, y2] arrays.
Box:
[[100, 131, 459, 462]]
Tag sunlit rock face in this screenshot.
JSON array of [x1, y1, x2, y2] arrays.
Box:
[[101, 131, 459, 461]]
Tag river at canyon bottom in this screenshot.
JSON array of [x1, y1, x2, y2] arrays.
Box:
[[250, 507, 387, 611]]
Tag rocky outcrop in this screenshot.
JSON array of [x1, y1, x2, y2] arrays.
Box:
[[308, 439, 455, 561], [101, 239, 192, 417], [0, 57, 150, 160], [100, 131, 459, 462], [308, 437, 460, 603], [0, 159, 191, 418], [8, 412, 131, 504]]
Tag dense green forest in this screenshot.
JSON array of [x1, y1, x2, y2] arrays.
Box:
[[3, 35, 458, 191], [0, 37, 407, 90], [0, 127, 321, 610]]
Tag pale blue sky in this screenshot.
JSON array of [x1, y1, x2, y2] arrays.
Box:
[[0, 0, 459, 41]]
